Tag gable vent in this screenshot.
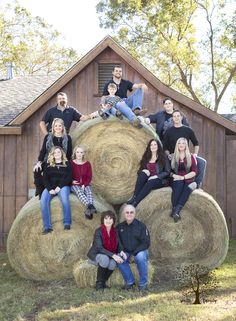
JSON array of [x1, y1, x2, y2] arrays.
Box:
[[98, 63, 121, 96]]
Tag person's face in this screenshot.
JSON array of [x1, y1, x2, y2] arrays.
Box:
[[178, 139, 187, 152], [123, 205, 136, 224], [75, 147, 85, 160], [108, 86, 117, 95], [54, 148, 62, 161], [53, 121, 63, 134], [150, 140, 158, 153], [103, 216, 114, 228], [112, 67, 122, 79], [172, 112, 183, 125], [163, 99, 174, 113], [57, 94, 68, 107]]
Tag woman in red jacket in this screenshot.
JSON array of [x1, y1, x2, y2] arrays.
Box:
[[71, 145, 96, 220]]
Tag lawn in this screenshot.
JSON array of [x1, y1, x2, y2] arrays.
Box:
[[0, 240, 236, 321]]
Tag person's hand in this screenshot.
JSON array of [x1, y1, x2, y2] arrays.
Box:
[[33, 161, 42, 172], [140, 83, 148, 90], [54, 187, 61, 194], [148, 175, 158, 180], [49, 189, 56, 195], [112, 254, 124, 264], [119, 251, 128, 260], [173, 174, 184, 181], [72, 180, 79, 185], [145, 117, 151, 125], [80, 114, 90, 121], [168, 154, 173, 160], [81, 185, 85, 190]]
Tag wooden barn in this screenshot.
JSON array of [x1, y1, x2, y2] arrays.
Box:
[[0, 36, 236, 246]]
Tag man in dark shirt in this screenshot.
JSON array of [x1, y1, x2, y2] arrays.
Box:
[[146, 97, 189, 140], [116, 204, 150, 291], [163, 110, 207, 187], [102, 66, 148, 116], [40, 92, 90, 134]]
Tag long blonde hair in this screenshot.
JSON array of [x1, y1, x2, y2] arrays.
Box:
[[171, 137, 192, 170], [72, 144, 88, 161], [47, 146, 67, 166], [51, 118, 65, 136]]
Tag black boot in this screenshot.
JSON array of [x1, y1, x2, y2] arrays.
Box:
[[127, 195, 136, 205], [103, 268, 114, 288], [96, 265, 107, 290], [173, 204, 183, 222]]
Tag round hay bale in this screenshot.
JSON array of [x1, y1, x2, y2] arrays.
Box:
[[7, 194, 114, 281], [71, 117, 157, 204], [73, 260, 155, 288], [135, 187, 229, 270]]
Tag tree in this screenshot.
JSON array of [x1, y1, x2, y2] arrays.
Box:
[[177, 264, 218, 304], [97, 0, 236, 112], [0, 1, 80, 76]]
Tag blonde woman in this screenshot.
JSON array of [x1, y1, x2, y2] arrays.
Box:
[[170, 138, 197, 222], [40, 146, 72, 234], [34, 118, 72, 198], [71, 145, 96, 220]]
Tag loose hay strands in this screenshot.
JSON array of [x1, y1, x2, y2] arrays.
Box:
[[71, 117, 157, 204], [7, 194, 114, 281], [73, 260, 155, 288], [135, 188, 229, 270]]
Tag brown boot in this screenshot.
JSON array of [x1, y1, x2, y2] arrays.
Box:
[[133, 108, 148, 116], [131, 118, 143, 129]]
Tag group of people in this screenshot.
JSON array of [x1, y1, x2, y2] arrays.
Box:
[[32, 65, 206, 290]]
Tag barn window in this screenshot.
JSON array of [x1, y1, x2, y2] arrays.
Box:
[[98, 63, 121, 96]]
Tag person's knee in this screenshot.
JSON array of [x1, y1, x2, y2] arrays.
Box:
[[96, 255, 109, 268], [134, 250, 148, 262], [142, 169, 150, 176]]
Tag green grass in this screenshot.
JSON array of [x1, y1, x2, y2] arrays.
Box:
[[1, 240, 236, 321]]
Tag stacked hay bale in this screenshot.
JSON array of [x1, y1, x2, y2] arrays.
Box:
[[7, 194, 114, 280], [7, 117, 229, 285]]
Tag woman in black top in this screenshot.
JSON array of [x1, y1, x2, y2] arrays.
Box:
[[40, 146, 72, 234], [34, 118, 72, 198], [127, 139, 170, 207]]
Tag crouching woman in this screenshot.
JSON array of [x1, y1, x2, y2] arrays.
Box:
[[170, 137, 197, 222], [87, 211, 124, 290]]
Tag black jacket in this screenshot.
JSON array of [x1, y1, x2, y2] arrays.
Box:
[[116, 219, 150, 256], [148, 110, 189, 140], [87, 227, 118, 261]]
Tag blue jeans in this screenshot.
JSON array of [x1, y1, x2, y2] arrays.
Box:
[[40, 186, 71, 229], [116, 101, 136, 121], [124, 88, 144, 110], [171, 180, 193, 207], [195, 156, 207, 187], [118, 250, 149, 287]]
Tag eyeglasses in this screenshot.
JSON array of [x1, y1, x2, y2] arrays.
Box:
[[125, 211, 135, 214]]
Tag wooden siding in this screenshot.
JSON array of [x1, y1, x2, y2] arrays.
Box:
[[0, 46, 235, 245]]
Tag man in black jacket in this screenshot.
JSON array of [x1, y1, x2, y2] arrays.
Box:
[[116, 204, 150, 291], [146, 97, 189, 141]]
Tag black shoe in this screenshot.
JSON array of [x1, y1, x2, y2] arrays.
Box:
[[138, 284, 148, 292], [170, 207, 175, 217], [127, 195, 136, 205], [125, 283, 135, 291], [95, 281, 104, 291], [98, 110, 109, 120], [84, 208, 93, 220], [64, 225, 71, 230], [42, 228, 53, 235], [116, 111, 123, 120], [88, 204, 97, 214], [173, 213, 181, 223]]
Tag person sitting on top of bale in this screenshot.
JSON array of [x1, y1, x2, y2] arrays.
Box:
[[127, 139, 170, 207], [70, 144, 97, 220], [102, 65, 148, 116], [145, 97, 189, 141], [87, 210, 124, 291], [41, 146, 72, 234], [33, 118, 72, 199], [170, 137, 197, 222], [116, 204, 150, 291]]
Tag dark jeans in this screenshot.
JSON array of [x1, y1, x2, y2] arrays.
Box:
[[171, 180, 193, 208], [134, 171, 164, 205]]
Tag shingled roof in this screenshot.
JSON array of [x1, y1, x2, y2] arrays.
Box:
[[0, 74, 59, 126]]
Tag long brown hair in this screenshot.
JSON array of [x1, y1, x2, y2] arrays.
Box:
[[138, 139, 165, 173]]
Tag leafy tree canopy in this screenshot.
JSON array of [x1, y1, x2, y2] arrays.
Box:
[[97, 0, 236, 112], [0, 1, 80, 76]]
